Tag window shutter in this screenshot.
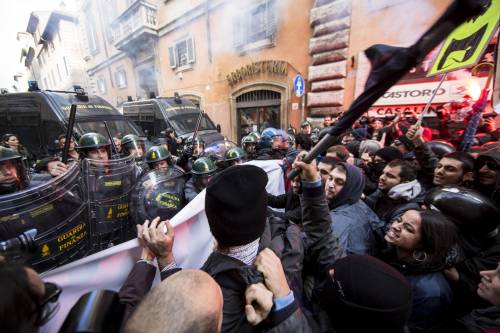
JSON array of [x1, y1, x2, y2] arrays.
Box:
[[168, 46, 176, 68], [187, 37, 195, 64], [232, 15, 244, 49], [266, 0, 277, 38]]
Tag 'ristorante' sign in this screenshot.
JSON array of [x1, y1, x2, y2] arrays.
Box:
[[227, 60, 288, 86]]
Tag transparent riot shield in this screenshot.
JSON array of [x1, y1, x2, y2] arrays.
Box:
[[0, 162, 89, 272], [131, 167, 186, 223], [82, 155, 138, 252], [204, 139, 237, 169]]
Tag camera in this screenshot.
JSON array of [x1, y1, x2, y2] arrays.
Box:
[[0, 229, 38, 263]]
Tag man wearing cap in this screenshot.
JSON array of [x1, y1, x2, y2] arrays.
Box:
[[157, 164, 340, 332]]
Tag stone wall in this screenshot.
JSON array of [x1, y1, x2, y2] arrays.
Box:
[[307, 0, 351, 116]]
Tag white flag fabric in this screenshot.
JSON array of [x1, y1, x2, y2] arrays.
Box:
[[41, 160, 285, 333]]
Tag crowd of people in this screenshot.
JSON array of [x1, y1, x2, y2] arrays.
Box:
[[0, 108, 499, 332]]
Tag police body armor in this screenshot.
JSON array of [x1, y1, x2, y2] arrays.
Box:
[[82, 155, 138, 251], [0, 162, 90, 272], [131, 167, 186, 222]]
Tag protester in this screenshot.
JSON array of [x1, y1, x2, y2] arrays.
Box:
[[365, 159, 423, 224], [317, 155, 338, 184], [364, 146, 403, 195], [124, 270, 223, 333], [475, 149, 500, 206], [0, 262, 61, 333], [2, 133, 32, 163], [325, 163, 382, 255], [380, 209, 458, 331], [267, 175, 301, 224]]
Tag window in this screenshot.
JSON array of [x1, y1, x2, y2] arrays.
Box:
[[114, 68, 127, 88], [85, 9, 99, 54], [63, 56, 69, 76], [96, 77, 107, 94], [168, 37, 195, 70], [233, 0, 277, 52], [43, 78, 49, 89]]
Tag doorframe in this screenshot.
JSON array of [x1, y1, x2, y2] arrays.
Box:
[[229, 81, 289, 141]]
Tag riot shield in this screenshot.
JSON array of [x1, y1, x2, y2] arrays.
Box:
[[204, 139, 237, 169], [0, 162, 89, 272], [131, 167, 186, 223], [83, 155, 138, 252]]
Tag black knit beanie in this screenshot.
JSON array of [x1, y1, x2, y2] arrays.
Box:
[[205, 165, 268, 247], [375, 146, 403, 162], [314, 255, 412, 333]]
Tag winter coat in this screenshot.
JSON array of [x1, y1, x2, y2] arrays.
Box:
[[330, 200, 382, 256]]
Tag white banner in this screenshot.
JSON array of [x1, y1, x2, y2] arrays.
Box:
[[41, 160, 285, 333]]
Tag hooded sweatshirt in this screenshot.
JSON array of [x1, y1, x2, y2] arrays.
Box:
[[329, 163, 383, 255]]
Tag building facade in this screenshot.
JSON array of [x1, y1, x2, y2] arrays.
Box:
[[78, 0, 313, 141], [23, 10, 90, 91], [79, 0, 486, 140]]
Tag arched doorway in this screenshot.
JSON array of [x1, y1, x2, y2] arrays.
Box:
[[236, 90, 281, 141]]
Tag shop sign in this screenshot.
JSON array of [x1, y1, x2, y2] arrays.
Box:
[[227, 60, 288, 86], [373, 77, 490, 106], [367, 104, 442, 118]]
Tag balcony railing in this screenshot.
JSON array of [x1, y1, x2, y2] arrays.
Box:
[[111, 0, 158, 50]]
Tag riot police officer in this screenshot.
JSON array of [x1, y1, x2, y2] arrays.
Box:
[[241, 135, 258, 160], [121, 134, 146, 160], [256, 128, 288, 160], [0, 146, 30, 195], [225, 147, 247, 167], [76, 133, 111, 161], [184, 157, 216, 202], [145, 145, 172, 172]]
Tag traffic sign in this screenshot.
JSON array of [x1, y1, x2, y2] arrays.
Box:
[[294, 74, 305, 97], [427, 0, 499, 76]]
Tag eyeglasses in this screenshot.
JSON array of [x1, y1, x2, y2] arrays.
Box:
[[35, 282, 62, 326]]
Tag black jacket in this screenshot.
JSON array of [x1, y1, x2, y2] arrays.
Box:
[[267, 190, 302, 224]]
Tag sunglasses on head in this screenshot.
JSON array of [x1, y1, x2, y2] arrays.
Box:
[[34, 282, 62, 326]]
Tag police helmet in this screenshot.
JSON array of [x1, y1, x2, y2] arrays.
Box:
[[260, 128, 279, 149], [186, 136, 205, 147], [0, 146, 30, 195], [121, 134, 145, 156], [225, 147, 246, 162], [77, 133, 111, 158], [301, 121, 311, 128], [191, 157, 217, 176], [247, 131, 261, 142], [242, 135, 258, 146], [427, 141, 455, 159], [146, 146, 172, 169]]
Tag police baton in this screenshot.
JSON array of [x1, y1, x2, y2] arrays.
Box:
[[104, 121, 119, 156], [191, 109, 205, 144], [61, 104, 77, 164], [287, 0, 486, 180]]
